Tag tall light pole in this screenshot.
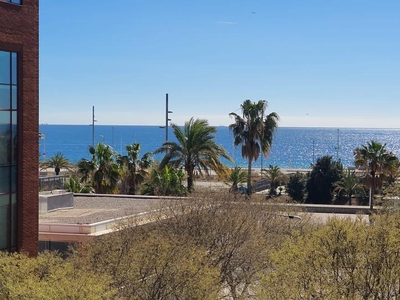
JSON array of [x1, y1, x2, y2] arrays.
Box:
[[312, 138, 315, 165], [160, 93, 173, 142], [335, 129, 340, 161], [91, 106, 97, 147]]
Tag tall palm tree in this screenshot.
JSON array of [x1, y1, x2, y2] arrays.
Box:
[[154, 117, 232, 192], [77, 143, 120, 194], [229, 100, 279, 194], [117, 143, 152, 194], [39, 152, 72, 175], [334, 170, 365, 206], [354, 140, 399, 209], [262, 165, 287, 197]]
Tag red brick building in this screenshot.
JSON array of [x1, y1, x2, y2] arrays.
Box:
[[0, 0, 39, 256]]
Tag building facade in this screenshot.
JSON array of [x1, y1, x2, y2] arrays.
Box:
[[0, 0, 39, 255]]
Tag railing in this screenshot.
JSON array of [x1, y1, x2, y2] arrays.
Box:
[[39, 176, 69, 191]]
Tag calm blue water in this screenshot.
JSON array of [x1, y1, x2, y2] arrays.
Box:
[[38, 125, 400, 169]]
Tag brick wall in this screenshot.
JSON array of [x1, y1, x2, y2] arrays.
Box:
[[0, 0, 39, 256]]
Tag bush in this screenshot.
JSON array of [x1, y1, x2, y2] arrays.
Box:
[[286, 172, 307, 202]]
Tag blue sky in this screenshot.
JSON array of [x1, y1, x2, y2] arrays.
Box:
[[39, 0, 400, 128]]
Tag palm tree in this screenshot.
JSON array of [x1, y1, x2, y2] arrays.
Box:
[[224, 166, 248, 194], [354, 140, 399, 209], [154, 117, 232, 192], [334, 170, 365, 205], [229, 100, 279, 194], [39, 152, 72, 175], [117, 143, 152, 194], [262, 165, 287, 197], [77, 143, 120, 194]]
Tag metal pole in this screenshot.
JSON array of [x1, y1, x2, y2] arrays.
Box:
[[165, 93, 168, 142], [312, 138, 315, 165], [91, 106, 95, 147], [337, 129, 340, 160]]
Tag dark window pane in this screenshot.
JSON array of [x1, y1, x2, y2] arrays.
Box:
[[11, 194, 16, 248], [11, 53, 17, 85], [0, 131, 10, 166], [11, 85, 17, 109], [0, 85, 10, 109], [11, 111, 17, 164], [11, 166, 16, 192], [0, 198, 9, 250], [0, 167, 10, 193], [0, 51, 10, 85], [0, 111, 11, 166]]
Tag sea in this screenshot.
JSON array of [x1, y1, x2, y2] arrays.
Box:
[[38, 125, 400, 170]]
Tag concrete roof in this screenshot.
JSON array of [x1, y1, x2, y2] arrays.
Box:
[[39, 195, 171, 224], [39, 194, 183, 242]]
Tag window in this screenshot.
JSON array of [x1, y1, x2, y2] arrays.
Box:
[[0, 50, 17, 251], [0, 0, 21, 4]]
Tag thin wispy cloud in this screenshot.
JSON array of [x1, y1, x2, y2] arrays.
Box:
[[215, 21, 238, 25]]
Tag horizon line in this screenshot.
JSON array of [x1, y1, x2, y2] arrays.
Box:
[[39, 123, 400, 130]]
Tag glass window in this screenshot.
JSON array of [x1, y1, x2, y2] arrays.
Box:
[[0, 0, 21, 4], [0, 194, 10, 251], [0, 129, 10, 166], [11, 111, 17, 164], [11, 166, 16, 192], [0, 166, 10, 193], [0, 204, 9, 250], [11, 194, 16, 248], [0, 85, 10, 109], [11, 53, 17, 85], [0, 49, 18, 252], [0, 111, 11, 166], [0, 51, 10, 85], [11, 85, 17, 109]]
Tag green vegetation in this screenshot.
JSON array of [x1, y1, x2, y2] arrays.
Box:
[[154, 117, 232, 192], [223, 165, 247, 194], [77, 143, 120, 194], [333, 169, 365, 205], [8, 193, 400, 298], [40, 152, 72, 175], [262, 165, 287, 197], [117, 143, 152, 195], [64, 176, 94, 193], [72, 194, 301, 300], [354, 140, 399, 209], [286, 171, 307, 202], [0, 251, 115, 299], [259, 212, 400, 299], [141, 165, 187, 196], [229, 99, 279, 194], [306, 155, 343, 204]]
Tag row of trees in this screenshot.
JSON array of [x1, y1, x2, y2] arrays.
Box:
[[3, 195, 400, 299], [40, 99, 281, 195], [40, 99, 400, 204], [284, 140, 400, 207]]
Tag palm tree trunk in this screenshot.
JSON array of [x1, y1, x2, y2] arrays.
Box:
[[370, 173, 375, 210], [247, 158, 252, 195], [187, 165, 194, 192], [187, 175, 193, 192]]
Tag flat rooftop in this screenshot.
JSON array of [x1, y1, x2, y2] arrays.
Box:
[[39, 195, 169, 225], [39, 195, 182, 242]]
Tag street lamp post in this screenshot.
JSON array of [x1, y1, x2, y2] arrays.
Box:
[[90, 106, 97, 147], [159, 93, 173, 142]]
